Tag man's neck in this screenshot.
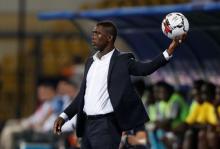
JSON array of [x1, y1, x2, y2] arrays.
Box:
[[97, 45, 115, 59]]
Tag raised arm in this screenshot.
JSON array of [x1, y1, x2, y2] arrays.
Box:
[[128, 33, 186, 76], [128, 53, 168, 76]]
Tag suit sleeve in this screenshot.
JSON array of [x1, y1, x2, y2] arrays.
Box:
[[127, 53, 168, 76]]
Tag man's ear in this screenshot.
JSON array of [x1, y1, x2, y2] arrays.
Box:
[[108, 35, 113, 42]]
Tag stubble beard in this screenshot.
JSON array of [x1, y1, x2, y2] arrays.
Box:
[[93, 45, 104, 52]]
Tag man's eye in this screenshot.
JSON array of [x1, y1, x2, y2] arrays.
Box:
[[92, 32, 100, 36]]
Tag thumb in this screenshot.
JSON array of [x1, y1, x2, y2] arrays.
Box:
[[58, 125, 61, 131]]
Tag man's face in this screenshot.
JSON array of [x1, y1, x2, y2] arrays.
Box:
[[158, 87, 168, 101], [91, 25, 110, 51], [37, 86, 55, 102], [56, 81, 68, 95]]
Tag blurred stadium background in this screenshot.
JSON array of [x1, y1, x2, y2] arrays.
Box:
[[0, 0, 220, 149]]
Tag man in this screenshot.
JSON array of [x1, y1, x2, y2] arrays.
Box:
[[53, 21, 186, 149]]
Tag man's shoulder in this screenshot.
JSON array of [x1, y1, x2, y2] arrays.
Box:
[[117, 50, 135, 59]]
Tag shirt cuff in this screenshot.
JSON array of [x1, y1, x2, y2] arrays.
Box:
[[163, 50, 172, 61], [59, 112, 69, 122]]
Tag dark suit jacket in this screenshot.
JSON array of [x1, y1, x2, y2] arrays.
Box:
[[64, 49, 168, 137]]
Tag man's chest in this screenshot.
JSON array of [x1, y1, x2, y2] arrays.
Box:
[[86, 60, 110, 84]]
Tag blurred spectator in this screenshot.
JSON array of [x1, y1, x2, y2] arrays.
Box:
[[214, 85, 220, 121], [147, 81, 188, 149], [0, 81, 62, 149], [183, 81, 218, 149], [212, 86, 220, 147], [147, 82, 170, 149], [183, 80, 205, 149], [144, 85, 157, 123], [56, 78, 78, 110], [185, 81, 216, 125], [197, 82, 217, 149], [144, 85, 157, 147]]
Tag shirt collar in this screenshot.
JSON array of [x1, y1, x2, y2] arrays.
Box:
[[93, 49, 115, 61]]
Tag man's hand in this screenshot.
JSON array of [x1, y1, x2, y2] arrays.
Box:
[[167, 33, 187, 56], [53, 117, 65, 135]]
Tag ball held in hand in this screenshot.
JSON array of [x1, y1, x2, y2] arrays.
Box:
[[162, 12, 189, 39]]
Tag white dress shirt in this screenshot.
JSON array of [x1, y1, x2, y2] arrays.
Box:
[[83, 49, 115, 115], [60, 49, 171, 120]]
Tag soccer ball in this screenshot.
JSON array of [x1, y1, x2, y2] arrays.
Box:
[[161, 12, 189, 39]]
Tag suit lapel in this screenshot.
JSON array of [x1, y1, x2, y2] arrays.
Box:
[[84, 49, 118, 83], [79, 57, 93, 109], [107, 49, 119, 84], [84, 57, 94, 78]]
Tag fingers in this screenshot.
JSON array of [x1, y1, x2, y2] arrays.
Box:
[[179, 33, 187, 43], [173, 37, 180, 44], [57, 124, 62, 135], [53, 119, 62, 135], [180, 33, 187, 42], [174, 36, 181, 43], [182, 33, 187, 41], [174, 33, 187, 44], [53, 121, 59, 134]]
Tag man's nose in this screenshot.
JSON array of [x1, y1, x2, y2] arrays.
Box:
[[92, 34, 96, 39]]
